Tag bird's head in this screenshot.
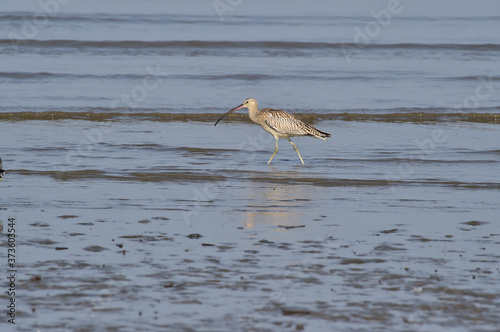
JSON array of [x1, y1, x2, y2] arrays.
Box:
[[214, 97, 258, 126], [242, 97, 257, 108]]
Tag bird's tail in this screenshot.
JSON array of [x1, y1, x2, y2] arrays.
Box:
[[308, 126, 331, 141]]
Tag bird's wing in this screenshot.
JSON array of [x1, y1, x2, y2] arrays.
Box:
[[263, 109, 309, 135]]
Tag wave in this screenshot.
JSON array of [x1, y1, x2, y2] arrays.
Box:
[[0, 71, 158, 80], [9, 168, 500, 189], [2, 39, 500, 51], [2, 12, 500, 24], [1, 110, 498, 124], [0, 13, 218, 24], [2, 71, 499, 83], [0, 71, 405, 82]]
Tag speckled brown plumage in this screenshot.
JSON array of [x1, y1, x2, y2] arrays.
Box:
[[215, 98, 331, 165], [259, 108, 331, 140]]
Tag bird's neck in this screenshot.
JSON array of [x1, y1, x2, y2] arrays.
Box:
[[248, 105, 259, 122]]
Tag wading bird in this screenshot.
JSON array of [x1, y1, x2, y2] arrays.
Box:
[[214, 98, 330, 165]]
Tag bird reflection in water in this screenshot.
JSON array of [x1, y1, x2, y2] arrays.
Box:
[[242, 178, 315, 231]]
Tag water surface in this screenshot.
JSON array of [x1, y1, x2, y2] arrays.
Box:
[[1, 1, 499, 331]]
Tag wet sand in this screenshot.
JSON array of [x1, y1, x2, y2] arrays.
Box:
[[2, 0, 500, 330], [2, 117, 499, 331]]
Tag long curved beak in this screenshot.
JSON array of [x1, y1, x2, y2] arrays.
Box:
[[214, 104, 245, 126]]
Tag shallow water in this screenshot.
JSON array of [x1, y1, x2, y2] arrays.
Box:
[[1, 1, 500, 331]]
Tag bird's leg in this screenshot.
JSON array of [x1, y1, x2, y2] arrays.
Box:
[[287, 138, 305, 165], [267, 139, 279, 164]]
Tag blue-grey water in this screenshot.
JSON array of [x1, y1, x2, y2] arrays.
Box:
[[1, 1, 500, 331]]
